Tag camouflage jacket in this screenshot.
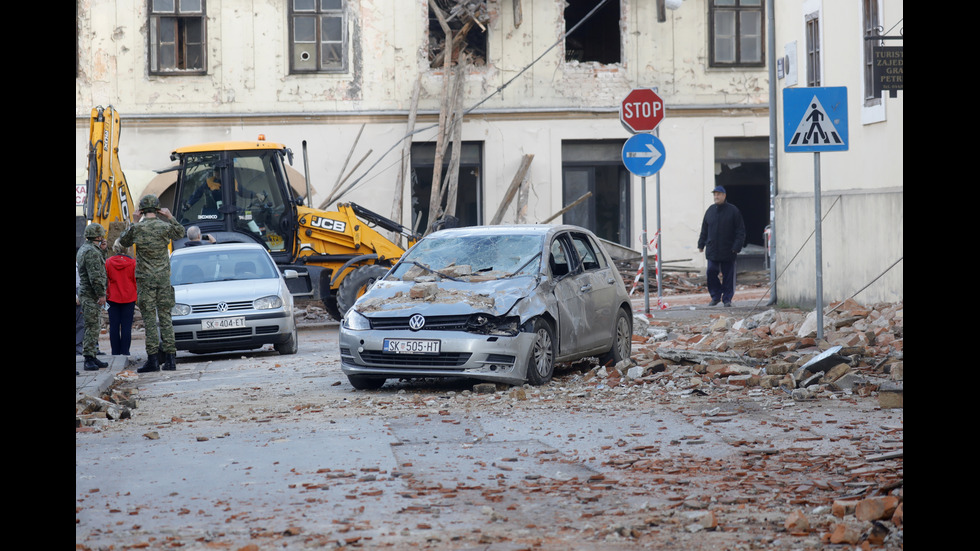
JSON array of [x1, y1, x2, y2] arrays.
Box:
[[76, 240, 107, 297], [119, 215, 185, 283]]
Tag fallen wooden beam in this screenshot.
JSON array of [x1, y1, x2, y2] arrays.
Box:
[[540, 191, 591, 224], [490, 154, 533, 225]]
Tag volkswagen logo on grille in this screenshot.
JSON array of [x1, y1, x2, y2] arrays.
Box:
[[408, 314, 426, 331], [217, 301, 229, 312]]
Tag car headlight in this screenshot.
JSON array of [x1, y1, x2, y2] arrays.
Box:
[[171, 303, 192, 316], [343, 309, 370, 331], [254, 295, 284, 310]]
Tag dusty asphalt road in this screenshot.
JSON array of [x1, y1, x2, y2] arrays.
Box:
[[76, 275, 903, 550]]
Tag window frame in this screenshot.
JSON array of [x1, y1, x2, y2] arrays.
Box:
[[805, 12, 821, 86], [289, 0, 349, 74], [708, 0, 765, 69], [148, 0, 207, 76]]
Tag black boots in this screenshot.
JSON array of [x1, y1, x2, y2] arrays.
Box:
[[138, 351, 176, 373], [137, 353, 159, 373], [83, 356, 106, 371]]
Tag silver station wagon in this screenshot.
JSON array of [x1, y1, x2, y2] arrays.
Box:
[[170, 242, 299, 355], [339, 225, 633, 389]]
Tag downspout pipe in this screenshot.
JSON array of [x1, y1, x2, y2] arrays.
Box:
[[766, 0, 778, 305]]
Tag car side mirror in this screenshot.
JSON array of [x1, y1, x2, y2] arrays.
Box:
[[282, 269, 299, 279]]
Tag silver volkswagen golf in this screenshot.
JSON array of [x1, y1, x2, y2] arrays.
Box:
[[339, 225, 633, 389], [170, 242, 298, 355]]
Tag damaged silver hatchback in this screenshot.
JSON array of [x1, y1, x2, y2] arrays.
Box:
[[339, 225, 633, 390]]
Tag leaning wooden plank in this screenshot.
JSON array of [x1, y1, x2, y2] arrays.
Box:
[[490, 154, 534, 225], [391, 75, 422, 231]]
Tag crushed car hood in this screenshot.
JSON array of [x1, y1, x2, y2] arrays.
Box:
[[354, 276, 541, 317]]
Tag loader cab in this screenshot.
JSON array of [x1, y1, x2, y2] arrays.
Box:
[[172, 141, 299, 263]]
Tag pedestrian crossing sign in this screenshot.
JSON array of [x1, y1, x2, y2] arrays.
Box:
[[783, 87, 848, 152]]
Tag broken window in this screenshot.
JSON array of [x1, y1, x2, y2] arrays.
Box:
[[149, 0, 207, 75], [564, 0, 621, 64], [561, 141, 630, 247], [410, 142, 483, 233], [290, 0, 348, 73], [428, 0, 489, 68], [709, 0, 764, 68]]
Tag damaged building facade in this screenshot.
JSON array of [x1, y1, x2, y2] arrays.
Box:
[[771, 0, 903, 306], [78, 1, 815, 299]]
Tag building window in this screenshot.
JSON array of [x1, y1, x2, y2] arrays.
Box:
[[561, 141, 630, 247], [290, 0, 348, 73], [564, 0, 620, 64], [709, 0, 764, 68], [805, 13, 820, 86], [149, 0, 206, 75], [862, 0, 882, 105]]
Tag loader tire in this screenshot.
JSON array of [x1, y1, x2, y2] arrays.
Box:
[[322, 296, 343, 322], [336, 265, 390, 317]]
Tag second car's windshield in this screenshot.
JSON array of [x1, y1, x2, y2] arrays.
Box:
[[389, 234, 544, 281], [172, 250, 279, 285]]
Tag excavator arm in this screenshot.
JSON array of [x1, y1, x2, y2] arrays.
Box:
[[86, 106, 134, 232]]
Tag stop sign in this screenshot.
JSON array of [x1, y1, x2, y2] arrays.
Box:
[[620, 88, 664, 133]]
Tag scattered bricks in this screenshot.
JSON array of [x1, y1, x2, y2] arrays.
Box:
[[759, 374, 783, 389], [828, 372, 869, 392], [831, 499, 859, 518], [727, 374, 759, 387], [889, 361, 904, 381], [878, 382, 903, 409], [766, 362, 793, 375], [473, 383, 497, 394], [508, 388, 527, 400], [866, 520, 891, 545], [855, 496, 899, 521], [828, 523, 862, 545], [820, 363, 850, 384], [784, 510, 810, 533]]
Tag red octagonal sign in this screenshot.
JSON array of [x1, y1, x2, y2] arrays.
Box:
[[620, 88, 664, 133]]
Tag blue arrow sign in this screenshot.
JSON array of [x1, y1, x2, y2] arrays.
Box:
[[622, 133, 666, 177], [783, 87, 848, 152]]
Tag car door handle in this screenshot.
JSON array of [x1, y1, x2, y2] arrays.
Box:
[[580, 284, 592, 292]]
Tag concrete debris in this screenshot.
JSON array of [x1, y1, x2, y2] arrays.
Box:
[[622, 300, 903, 406]]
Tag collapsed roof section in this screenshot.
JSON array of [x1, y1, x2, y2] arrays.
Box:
[[428, 0, 490, 68]]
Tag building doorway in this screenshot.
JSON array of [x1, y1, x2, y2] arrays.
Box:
[[714, 137, 769, 270]]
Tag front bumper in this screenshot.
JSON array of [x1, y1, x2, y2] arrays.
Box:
[[173, 310, 296, 352], [339, 327, 536, 385]]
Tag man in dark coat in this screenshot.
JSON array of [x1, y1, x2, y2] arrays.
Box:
[[697, 186, 746, 307]]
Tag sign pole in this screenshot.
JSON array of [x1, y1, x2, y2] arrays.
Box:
[[641, 176, 650, 314], [655, 126, 663, 308], [813, 152, 824, 341]]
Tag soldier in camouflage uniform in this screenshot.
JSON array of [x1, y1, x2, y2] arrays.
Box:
[[76, 223, 109, 371], [119, 194, 186, 372]]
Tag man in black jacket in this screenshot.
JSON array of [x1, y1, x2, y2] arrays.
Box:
[[697, 186, 746, 307]]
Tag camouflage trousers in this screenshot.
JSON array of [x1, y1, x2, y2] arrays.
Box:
[[79, 294, 103, 357], [137, 281, 177, 355]]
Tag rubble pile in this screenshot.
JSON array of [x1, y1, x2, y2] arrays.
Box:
[[76, 378, 139, 429], [598, 298, 904, 408]]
